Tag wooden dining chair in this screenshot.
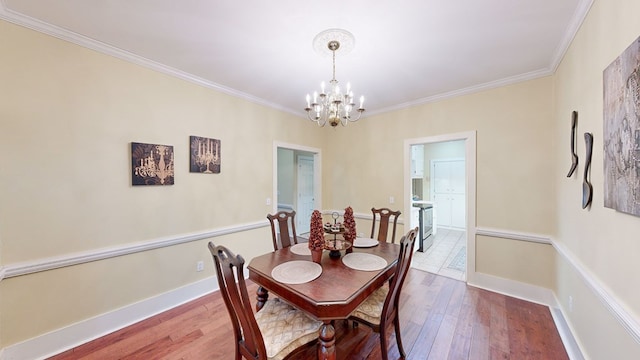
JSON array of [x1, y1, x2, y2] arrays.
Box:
[[267, 210, 298, 251], [370, 207, 401, 243], [208, 242, 322, 360], [348, 227, 418, 360]]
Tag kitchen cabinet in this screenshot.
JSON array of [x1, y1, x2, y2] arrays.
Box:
[[431, 159, 465, 229], [410, 144, 424, 178], [433, 193, 465, 228]]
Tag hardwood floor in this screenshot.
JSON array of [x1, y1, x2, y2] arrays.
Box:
[[47, 269, 568, 359]]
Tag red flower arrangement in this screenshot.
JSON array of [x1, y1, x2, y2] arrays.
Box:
[[343, 206, 357, 243], [308, 210, 325, 251]]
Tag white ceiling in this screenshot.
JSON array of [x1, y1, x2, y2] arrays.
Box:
[[1, 0, 592, 118]]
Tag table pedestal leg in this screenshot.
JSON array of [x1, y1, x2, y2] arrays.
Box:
[[318, 321, 336, 360], [256, 286, 268, 312]]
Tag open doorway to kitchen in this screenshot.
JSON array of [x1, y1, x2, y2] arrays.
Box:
[[273, 142, 322, 238], [404, 132, 476, 282]]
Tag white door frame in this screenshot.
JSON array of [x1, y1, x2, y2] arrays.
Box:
[[404, 131, 476, 283], [273, 141, 322, 217], [296, 154, 315, 234]]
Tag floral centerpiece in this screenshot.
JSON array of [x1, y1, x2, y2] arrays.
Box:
[[308, 210, 325, 251], [343, 206, 357, 243]]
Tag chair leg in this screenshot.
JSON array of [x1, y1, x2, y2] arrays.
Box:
[[380, 326, 389, 360], [393, 315, 406, 358]]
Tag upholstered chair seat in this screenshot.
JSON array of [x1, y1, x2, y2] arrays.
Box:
[[255, 298, 322, 360], [350, 284, 389, 325]]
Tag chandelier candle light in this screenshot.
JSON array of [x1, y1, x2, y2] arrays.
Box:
[[305, 29, 365, 127]]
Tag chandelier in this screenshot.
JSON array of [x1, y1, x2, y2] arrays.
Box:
[[304, 29, 365, 127]]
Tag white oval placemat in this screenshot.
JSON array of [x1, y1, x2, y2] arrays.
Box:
[[290, 243, 311, 256], [271, 260, 322, 284], [353, 237, 379, 248], [342, 253, 387, 271]]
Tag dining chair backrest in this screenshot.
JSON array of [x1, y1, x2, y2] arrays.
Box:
[[370, 207, 401, 243], [208, 242, 267, 359], [383, 227, 417, 324], [348, 227, 418, 360], [267, 210, 298, 251]]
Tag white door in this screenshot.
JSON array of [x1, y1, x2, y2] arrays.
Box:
[[296, 155, 314, 234]]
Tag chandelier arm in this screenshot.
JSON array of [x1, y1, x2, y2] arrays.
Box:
[[306, 108, 327, 127]]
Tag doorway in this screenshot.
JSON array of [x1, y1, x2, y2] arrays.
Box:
[[404, 132, 476, 282], [274, 142, 322, 237]]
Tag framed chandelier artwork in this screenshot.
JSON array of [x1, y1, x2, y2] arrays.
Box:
[[190, 136, 221, 174], [131, 142, 175, 186], [603, 34, 640, 217]]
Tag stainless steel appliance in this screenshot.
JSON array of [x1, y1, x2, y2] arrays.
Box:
[[412, 202, 433, 252]]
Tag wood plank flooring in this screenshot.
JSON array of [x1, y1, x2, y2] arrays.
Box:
[[47, 269, 568, 359]]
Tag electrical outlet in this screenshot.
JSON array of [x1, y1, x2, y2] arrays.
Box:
[[568, 295, 573, 312], [196, 261, 204, 272], [266, 198, 272, 206], [389, 196, 395, 204]]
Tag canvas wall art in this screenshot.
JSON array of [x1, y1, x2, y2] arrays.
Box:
[[190, 136, 221, 174], [131, 142, 175, 186], [603, 35, 640, 216]]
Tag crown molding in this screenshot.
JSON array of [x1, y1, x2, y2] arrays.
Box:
[[0, 2, 299, 118], [548, 0, 595, 72], [368, 67, 553, 117], [1, 0, 595, 120]]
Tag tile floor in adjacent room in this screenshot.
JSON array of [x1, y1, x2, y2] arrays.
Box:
[[411, 228, 466, 281]]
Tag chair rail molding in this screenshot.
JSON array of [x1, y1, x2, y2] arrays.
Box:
[[1, 209, 372, 281], [475, 226, 553, 245], [325, 210, 406, 225], [553, 241, 640, 345], [1, 220, 267, 280]]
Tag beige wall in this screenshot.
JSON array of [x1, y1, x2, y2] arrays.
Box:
[[476, 235, 555, 288], [3, 1, 640, 357], [552, 0, 640, 357], [0, 19, 321, 347], [324, 77, 555, 234], [0, 16, 558, 348]]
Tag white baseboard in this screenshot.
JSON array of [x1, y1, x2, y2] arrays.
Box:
[[550, 305, 585, 360], [468, 271, 558, 307], [468, 271, 584, 359], [1, 278, 217, 360]]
